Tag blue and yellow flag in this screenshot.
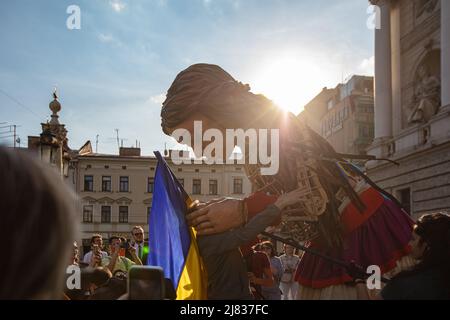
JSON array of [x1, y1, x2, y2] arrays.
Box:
[[148, 151, 207, 300]]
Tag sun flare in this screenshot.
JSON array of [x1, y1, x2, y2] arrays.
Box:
[[249, 54, 323, 114]]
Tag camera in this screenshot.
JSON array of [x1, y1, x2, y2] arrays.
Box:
[[120, 241, 129, 250], [128, 266, 165, 300]]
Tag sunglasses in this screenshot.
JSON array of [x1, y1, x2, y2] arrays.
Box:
[[134, 232, 143, 236]]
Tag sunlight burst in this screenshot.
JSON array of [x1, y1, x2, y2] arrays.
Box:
[[250, 54, 323, 114]]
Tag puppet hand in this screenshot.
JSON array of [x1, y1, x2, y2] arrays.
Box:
[[187, 198, 245, 235]]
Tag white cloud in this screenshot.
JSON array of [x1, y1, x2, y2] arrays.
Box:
[[155, 0, 168, 6], [359, 55, 375, 75], [97, 33, 123, 47], [149, 94, 166, 105], [202, 0, 240, 9], [110, 0, 126, 12], [231, 0, 241, 9], [98, 33, 114, 43]]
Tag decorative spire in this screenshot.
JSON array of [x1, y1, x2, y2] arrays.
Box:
[[49, 88, 61, 125]]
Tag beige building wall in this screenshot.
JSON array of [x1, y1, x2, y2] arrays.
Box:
[[300, 76, 374, 156], [75, 152, 251, 254]]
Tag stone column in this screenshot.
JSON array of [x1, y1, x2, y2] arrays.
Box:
[[373, 0, 393, 140], [391, 2, 402, 135], [442, 0, 450, 108]]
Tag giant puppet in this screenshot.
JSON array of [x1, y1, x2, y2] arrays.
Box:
[[160, 64, 415, 299]]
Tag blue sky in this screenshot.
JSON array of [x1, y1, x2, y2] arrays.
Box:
[[0, 0, 374, 155]]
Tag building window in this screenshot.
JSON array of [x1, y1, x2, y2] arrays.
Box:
[[119, 176, 129, 192], [233, 178, 243, 194], [209, 179, 218, 195], [359, 124, 370, 138], [327, 99, 334, 110], [119, 206, 128, 223], [102, 176, 112, 192], [147, 177, 154, 193], [101, 206, 111, 223], [147, 206, 151, 224], [83, 205, 93, 223], [193, 179, 201, 195], [398, 188, 411, 215], [178, 179, 184, 188], [84, 175, 93, 192]]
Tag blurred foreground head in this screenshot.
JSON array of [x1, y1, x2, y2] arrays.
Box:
[[0, 147, 78, 299]]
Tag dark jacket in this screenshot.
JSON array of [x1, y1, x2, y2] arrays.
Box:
[[197, 204, 281, 300]]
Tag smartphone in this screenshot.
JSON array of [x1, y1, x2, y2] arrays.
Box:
[[118, 241, 129, 257], [128, 266, 165, 300]]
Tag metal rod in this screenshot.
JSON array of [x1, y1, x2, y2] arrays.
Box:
[[261, 232, 390, 283]]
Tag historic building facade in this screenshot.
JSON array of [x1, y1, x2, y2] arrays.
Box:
[[367, 0, 450, 219], [28, 95, 252, 254], [299, 75, 375, 156], [75, 149, 251, 254]]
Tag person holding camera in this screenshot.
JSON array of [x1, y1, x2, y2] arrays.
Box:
[[279, 244, 300, 300], [83, 234, 108, 265], [126, 226, 148, 265], [102, 236, 142, 274]]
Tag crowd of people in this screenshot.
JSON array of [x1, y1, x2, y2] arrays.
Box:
[[1, 140, 450, 300], [248, 242, 301, 300], [65, 228, 150, 300]]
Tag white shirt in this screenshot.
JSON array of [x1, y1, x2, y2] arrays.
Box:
[[279, 254, 300, 273], [83, 250, 108, 264], [132, 242, 145, 260]]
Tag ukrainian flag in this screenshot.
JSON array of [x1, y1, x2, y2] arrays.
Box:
[[148, 151, 207, 300]]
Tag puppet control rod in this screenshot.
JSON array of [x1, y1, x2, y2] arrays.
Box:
[[260, 232, 390, 284]]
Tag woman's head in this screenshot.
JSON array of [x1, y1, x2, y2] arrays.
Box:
[[409, 212, 450, 266], [260, 241, 276, 258], [283, 244, 295, 256], [0, 147, 78, 299]]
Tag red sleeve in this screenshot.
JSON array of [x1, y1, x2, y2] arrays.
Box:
[[258, 252, 271, 269], [244, 192, 278, 221], [241, 240, 259, 258]]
